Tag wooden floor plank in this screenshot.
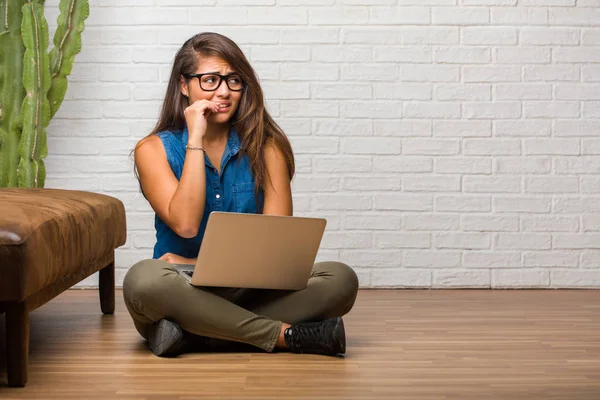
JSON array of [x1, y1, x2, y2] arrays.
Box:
[[0, 289, 599, 399]]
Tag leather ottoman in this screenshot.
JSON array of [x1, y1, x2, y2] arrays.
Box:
[[0, 188, 127, 387]]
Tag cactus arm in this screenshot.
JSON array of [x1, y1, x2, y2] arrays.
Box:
[[0, 0, 25, 187], [48, 0, 89, 119], [18, 1, 51, 188]]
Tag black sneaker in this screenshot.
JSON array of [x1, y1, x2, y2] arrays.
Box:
[[147, 319, 189, 357], [284, 317, 346, 356]]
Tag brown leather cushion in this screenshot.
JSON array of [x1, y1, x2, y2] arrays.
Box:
[[0, 188, 126, 302]]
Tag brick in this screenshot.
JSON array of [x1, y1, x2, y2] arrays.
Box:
[[280, 100, 339, 117], [342, 101, 403, 119], [374, 194, 433, 211], [321, 232, 372, 249], [278, 119, 311, 136], [495, 233, 551, 250], [551, 270, 600, 288], [493, 120, 552, 137], [555, 121, 600, 137], [404, 102, 461, 119], [523, 252, 578, 267], [523, 139, 580, 155], [522, 216, 579, 232], [464, 67, 521, 83], [374, 120, 432, 137], [312, 46, 372, 63], [314, 84, 372, 100], [281, 28, 339, 44], [492, 270, 550, 288], [342, 138, 401, 155], [432, 7, 489, 25], [583, 102, 600, 118], [343, 215, 402, 230], [523, 102, 580, 118], [374, 233, 431, 249], [523, 66, 580, 82], [339, 251, 402, 268], [526, 177, 579, 193], [556, 84, 600, 100], [495, 157, 551, 174], [313, 195, 372, 211], [581, 251, 600, 269], [495, 84, 552, 100], [463, 251, 520, 268], [374, 47, 431, 63], [555, 157, 600, 174], [281, 63, 339, 80], [434, 233, 491, 249], [463, 102, 522, 119], [520, 28, 579, 45], [462, 215, 519, 232], [462, 27, 518, 45], [553, 197, 600, 213], [494, 197, 551, 213], [401, 65, 460, 82], [313, 119, 373, 136], [403, 139, 460, 155], [550, 8, 600, 26], [373, 157, 433, 173], [290, 137, 339, 154], [435, 195, 492, 212], [342, 28, 403, 44], [314, 157, 372, 173], [403, 175, 461, 192], [403, 214, 460, 231], [292, 176, 339, 193], [435, 158, 492, 174], [464, 139, 521, 155], [464, 176, 521, 193], [370, 7, 431, 24], [371, 269, 432, 288], [310, 7, 369, 25], [374, 84, 431, 100], [252, 46, 311, 62], [262, 82, 310, 99], [404, 251, 461, 268], [491, 8, 548, 25], [246, 7, 308, 24], [583, 215, 600, 231], [433, 121, 491, 137], [554, 47, 600, 63], [403, 27, 460, 45], [582, 177, 600, 193], [554, 234, 600, 249], [495, 47, 551, 64], [342, 64, 398, 81], [434, 270, 491, 288], [435, 84, 491, 101]]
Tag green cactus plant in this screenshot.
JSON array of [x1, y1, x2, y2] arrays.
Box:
[[0, 0, 89, 188]]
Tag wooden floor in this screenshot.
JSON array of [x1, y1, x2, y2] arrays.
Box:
[[0, 290, 599, 400]]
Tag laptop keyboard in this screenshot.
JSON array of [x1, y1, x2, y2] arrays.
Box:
[[183, 270, 193, 277]]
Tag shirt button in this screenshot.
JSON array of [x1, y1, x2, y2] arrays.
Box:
[[216, 194, 221, 199]]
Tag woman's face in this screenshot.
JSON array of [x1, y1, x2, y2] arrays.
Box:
[[180, 55, 243, 125]]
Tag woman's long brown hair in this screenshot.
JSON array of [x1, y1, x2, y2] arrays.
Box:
[[133, 32, 295, 202]]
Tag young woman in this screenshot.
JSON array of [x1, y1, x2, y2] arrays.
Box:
[[123, 32, 359, 358]]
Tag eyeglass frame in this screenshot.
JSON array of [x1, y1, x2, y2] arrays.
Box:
[[182, 73, 245, 92]]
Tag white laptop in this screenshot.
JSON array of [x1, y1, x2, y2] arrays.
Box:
[[172, 211, 327, 290]]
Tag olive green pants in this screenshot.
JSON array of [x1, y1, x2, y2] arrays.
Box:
[[122, 259, 359, 352]]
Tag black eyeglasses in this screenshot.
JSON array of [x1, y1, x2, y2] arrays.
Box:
[[183, 73, 245, 92]]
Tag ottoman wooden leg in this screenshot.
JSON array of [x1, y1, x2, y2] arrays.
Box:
[[99, 260, 115, 315], [6, 301, 29, 387]]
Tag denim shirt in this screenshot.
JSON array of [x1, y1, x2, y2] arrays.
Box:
[[152, 126, 263, 259]]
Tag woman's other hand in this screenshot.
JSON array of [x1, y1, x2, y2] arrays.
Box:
[[158, 252, 196, 265]]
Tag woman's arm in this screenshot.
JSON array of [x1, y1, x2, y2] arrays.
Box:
[[135, 135, 206, 238], [261, 142, 293, 216]]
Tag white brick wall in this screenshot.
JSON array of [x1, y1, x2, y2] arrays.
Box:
[[42, 0, 600, 288]]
